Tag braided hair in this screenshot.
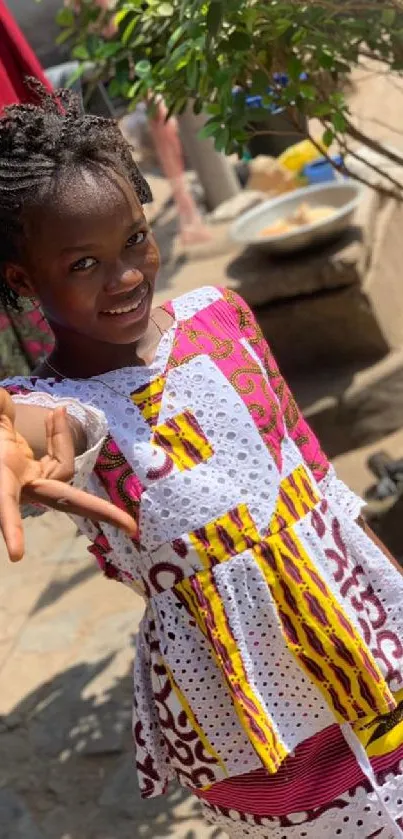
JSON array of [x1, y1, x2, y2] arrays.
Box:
[[0, 79, 152, 311]]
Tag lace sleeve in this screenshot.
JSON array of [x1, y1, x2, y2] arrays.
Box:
[[319, 465, 365, 520], [10, 391, 107, 489]]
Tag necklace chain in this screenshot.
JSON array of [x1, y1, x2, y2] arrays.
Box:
[[43, 315, 166, 399]]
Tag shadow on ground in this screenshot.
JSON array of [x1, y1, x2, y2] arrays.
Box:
[[30, 564, 98, 617], [0, 651, 222, 839]]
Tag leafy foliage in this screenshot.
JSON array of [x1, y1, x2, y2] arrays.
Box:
[[59, 1, 403, 188]]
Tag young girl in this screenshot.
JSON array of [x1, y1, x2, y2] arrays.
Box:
[[1, 85, 403, 839]]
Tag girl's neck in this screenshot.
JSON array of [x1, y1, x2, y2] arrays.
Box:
[[41, 314, 168, 379], [48, 340, 143, 379]]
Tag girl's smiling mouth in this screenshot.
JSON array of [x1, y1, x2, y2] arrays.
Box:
[[100, 281, 150, 318]]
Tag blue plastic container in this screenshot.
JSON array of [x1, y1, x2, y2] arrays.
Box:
[[303, 155, 345, 184]]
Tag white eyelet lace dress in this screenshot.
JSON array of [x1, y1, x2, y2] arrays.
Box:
[[4, 286, 403, 839]]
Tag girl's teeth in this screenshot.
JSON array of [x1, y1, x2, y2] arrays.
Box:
[[103, 286, 148, 315], [109, 302, 138, 314], [104, 297, 144, 315]]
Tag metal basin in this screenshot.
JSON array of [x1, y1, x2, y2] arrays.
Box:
[[230, 181, 363, 254]]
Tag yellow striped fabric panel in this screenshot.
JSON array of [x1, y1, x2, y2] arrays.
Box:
[[153, 410, 213, 471], [354, 688, 403, 758], [131, 376, 165, 426], [177, 571, 288, 774], [253, 531, 394, 723], [189, 504, 260, 569]]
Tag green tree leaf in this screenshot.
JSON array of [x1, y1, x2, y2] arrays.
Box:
[[251, 69, 269, 94], [186, 57, 199, 89], [122, 17, 138, 45], [275, 18, 292, 36], [114, 8, 131, 26], [312, 102, 332, 117], [206, 1, 223, 37], [199, 119, 220, 139], [214, 126, 230, 152], [56, 7, 75, 27], [100, 41, 122, 57], [287, 54, 303, 81], [72, 44, 90, 61], [331, 112, 347, 132], [318, 50, 334, 70], [168, 24, 185, 49], [226, 30, 251, 51], [322, 127, 334, 148], [66, 63, 88, 87], [107, 77, 122, 98], [170, 42, 190, 65], [382, 8, 396, 27], [127, 79, 144, 98], [135, 59, 152, 78], [158, 2, 174, 17], [56, 27, 74, 46]]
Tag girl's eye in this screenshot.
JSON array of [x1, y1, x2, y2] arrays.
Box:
[[126, 231, 147, 248], [70, 256, 98, 272]]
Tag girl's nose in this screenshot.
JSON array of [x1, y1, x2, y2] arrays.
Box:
[[104, 265, 144, 292]]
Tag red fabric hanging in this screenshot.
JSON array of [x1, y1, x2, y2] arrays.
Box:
[[0, 0, 52, 110], [0, 1, 55, 370]]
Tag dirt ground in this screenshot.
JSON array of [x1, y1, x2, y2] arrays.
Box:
[[0, 514, 225, 839]]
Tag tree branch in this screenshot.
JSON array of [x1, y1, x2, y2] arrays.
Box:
[[338, 141, 403, 195], [302, 120, 402, 199], [344, 117, 403, 168]]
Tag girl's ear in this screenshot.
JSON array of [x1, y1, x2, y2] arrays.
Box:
[[3, 264, 36, 300]]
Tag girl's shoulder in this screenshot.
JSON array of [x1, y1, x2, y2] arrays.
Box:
[[1, 373, 80, 398], [163, 285, 223, 322], [164, 284, 248, 326]]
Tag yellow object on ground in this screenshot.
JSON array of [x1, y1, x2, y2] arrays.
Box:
[[278, 139, 326, 174]]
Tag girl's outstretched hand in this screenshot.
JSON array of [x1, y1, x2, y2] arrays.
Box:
[[0, 388, 136, 562]]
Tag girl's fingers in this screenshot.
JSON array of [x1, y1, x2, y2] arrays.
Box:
[[44, 410, 54, 460], [0, 389, 16, 424], [25, 479, 137, 537], [0, 465, 24, 562], [0, 412, 17, 442], [0, 412, 25, 561], [50, 408, 75, 466], [43, 408, 75, 480], [0, 404, 136, 562]]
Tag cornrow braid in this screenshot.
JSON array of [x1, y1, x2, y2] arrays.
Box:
[[0, 80, 152, 310]]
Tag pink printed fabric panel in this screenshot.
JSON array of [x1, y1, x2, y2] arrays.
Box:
[[166, 297, 285, 471], [219, 288, 329, 484]]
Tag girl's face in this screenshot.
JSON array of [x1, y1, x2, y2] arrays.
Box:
[[18, 167, 160, 347]]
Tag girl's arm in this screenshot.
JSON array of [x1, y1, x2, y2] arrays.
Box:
[[357, 514, 403, 577], [0, 387, 136, 562]]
